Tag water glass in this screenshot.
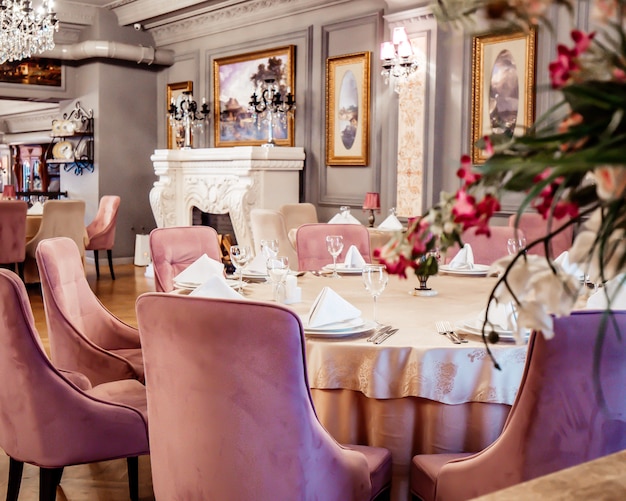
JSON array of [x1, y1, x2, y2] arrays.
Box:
[[325, 235, 344, 278], [267, 256, 290, 302], [260, 239, 279, 260], [229, 245, 251, 290], [362, 264, 388, 325], [506, 236, 527, 256]]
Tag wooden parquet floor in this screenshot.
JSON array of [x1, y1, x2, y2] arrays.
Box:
[[2, 263, 156, 501]]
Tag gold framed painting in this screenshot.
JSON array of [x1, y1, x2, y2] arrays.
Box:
[[470, 28, 537, 164], [167, 81, 193, 149], [325, 51, 371, 166], [213, 45, 295, 147]]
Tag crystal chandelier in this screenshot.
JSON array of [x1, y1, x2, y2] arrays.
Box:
[[0, 0, 58, 65], [380, 27, 418, 92]]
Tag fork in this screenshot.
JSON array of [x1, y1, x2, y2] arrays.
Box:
[[435, 321, 461, 344], [444, 321, 468, 343], [374, 328, 399, 344], [367, 324, 392, 343]]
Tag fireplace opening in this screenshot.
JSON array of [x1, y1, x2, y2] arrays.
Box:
[[192, 208, 237, 272]]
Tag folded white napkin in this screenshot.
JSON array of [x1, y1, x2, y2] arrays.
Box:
[[174, 254, 224, 285], [246, 253, 269, 275], [189, 275, 245, 300], [27, 201, 44, 215], [587, 273, 626, 310], [328, 211, 362, 225], [377, 213, 403, 231], [343, 245, 366, 268], [449, 243, 475, 269], [307, 287, 361, 328], [479, 300, 517, 332], [554, 251, 584, 280]]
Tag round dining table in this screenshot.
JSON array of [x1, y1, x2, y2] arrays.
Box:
[[241, 270, 528, 501]]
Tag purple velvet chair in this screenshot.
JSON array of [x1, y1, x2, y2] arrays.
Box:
[[36, 237, 144, 385], [445, 226, 526, 265], [296, 223, 372, 271], [0, 268, 149, 501], [149, 225, 223, 292], [410, 311, 626, 501], [0, 199, 27, 279], [136, 294, 392, 500], [508, 212, 574, 258], [85, 195, 120, 280]]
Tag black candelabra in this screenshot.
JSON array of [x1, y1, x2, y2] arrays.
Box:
[[168, 91, 210, 149], [249, 78, 295, 147]]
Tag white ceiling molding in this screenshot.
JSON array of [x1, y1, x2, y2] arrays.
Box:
[[111, 0, 236, 26], [148, 0, 350, 46]]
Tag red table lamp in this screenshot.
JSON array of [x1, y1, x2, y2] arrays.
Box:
[[363, 192, 381, 227]]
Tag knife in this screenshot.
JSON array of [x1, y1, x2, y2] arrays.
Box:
[[367, 325, 391, 343], [374, 328, 399, 345]]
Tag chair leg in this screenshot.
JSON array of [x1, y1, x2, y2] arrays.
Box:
[[93, 250, 100, 278], [17, 261, 25, 281], [107, 249, 115, 280], [6, 457, 24, 501], [127, 456, 139, 501], [39, 467, 63, 501]]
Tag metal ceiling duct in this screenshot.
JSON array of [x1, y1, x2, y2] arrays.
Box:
[[43, 40, 175, 66]]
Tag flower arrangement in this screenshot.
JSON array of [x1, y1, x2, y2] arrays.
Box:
[[377, 0, 626, 357]]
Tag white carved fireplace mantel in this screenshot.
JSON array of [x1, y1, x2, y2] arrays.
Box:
[[150, 146, 305, 250]]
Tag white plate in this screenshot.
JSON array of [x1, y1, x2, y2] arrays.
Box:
[[322, 264, 364, 274], [457, 320, 529, 341], [304, 320, 376, 338], [438, 264, 491, 276], [303, 317, 365, 332], [174, 278, 239, 290]]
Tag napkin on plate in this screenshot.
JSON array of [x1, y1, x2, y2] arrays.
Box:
[[587, 273, 626, 310], [343, 245, 366, 268], [449, 243, 475, 270], [174, 254, 224, 285], [306, 287, 362, 328], [27, 201, 44, 215], [478, 300, 517, 332], [554, 251, 584, 281], [328, 211, 362, 225], [189, 275, 245, 300], [377, 213, 403, 231], [246, 253, 269, 275]]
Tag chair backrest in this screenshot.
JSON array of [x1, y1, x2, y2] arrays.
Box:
[[86, 195, 121, 251], [436, 311, 626, 499], [279, 203, 319, 234], [136, 294, 372, 500], [26, 199, 86, 258], [508, 212, 574, 258], [149, 226, 223, 292], [0, 199, 27, 264], [249, 208, 298, 268], [445, 226, 525, 265], [36, 237, 141, 384], [0, 268, 149, 467], [295, 223, 371, 271]]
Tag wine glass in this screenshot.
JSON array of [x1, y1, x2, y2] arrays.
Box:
[[229, 245, 251, 291], [362, 264, 388, 325], [260, 239, 279, 260], [325, 235, 344, 278], [506, 236, 528, 256], [267, 256, 290, 302]]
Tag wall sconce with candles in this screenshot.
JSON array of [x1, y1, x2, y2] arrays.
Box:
[[249, 77, 295, 147], [168, 91, 210, 149], [363, 192, 381, 227], [380, 27, 419, 92]]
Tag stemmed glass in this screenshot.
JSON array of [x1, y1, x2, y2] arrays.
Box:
[[325, 235, 344, 279], [507, 236, 528, 256], [260, 239, 279, 260], [229, 245, 251, 291], [362, 264, 388, 325], [267, 256, 290, 302]]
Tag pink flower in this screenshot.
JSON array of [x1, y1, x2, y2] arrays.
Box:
[[456, 155, 481, 185], [452, 188, 478, 228], [571, 29, 595, 55]]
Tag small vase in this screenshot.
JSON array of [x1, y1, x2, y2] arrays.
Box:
[[413, 274, 438, 297]]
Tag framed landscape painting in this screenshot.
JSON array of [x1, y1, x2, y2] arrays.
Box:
[[325, 51, 371, 166], [213, 45, 295, 147], [470, 28, 537, 164]]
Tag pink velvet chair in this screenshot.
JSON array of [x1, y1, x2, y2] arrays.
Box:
[[410, 310, 626, 501], [136, 294, 392, 500], [295, 223, 372, 271], [36, 237, 144, 386], [444, 226, 525, 265], [0, 268, 149, 501], [0, 199, 27, 279], [85, 195, 120, 280], [508, 212, 575, 258], [149, 225, 223, 292]]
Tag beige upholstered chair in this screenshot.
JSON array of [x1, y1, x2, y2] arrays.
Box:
[[279, 203, 319, 247], [24, 199, 87, 283], [250, 208, 299, 269]]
